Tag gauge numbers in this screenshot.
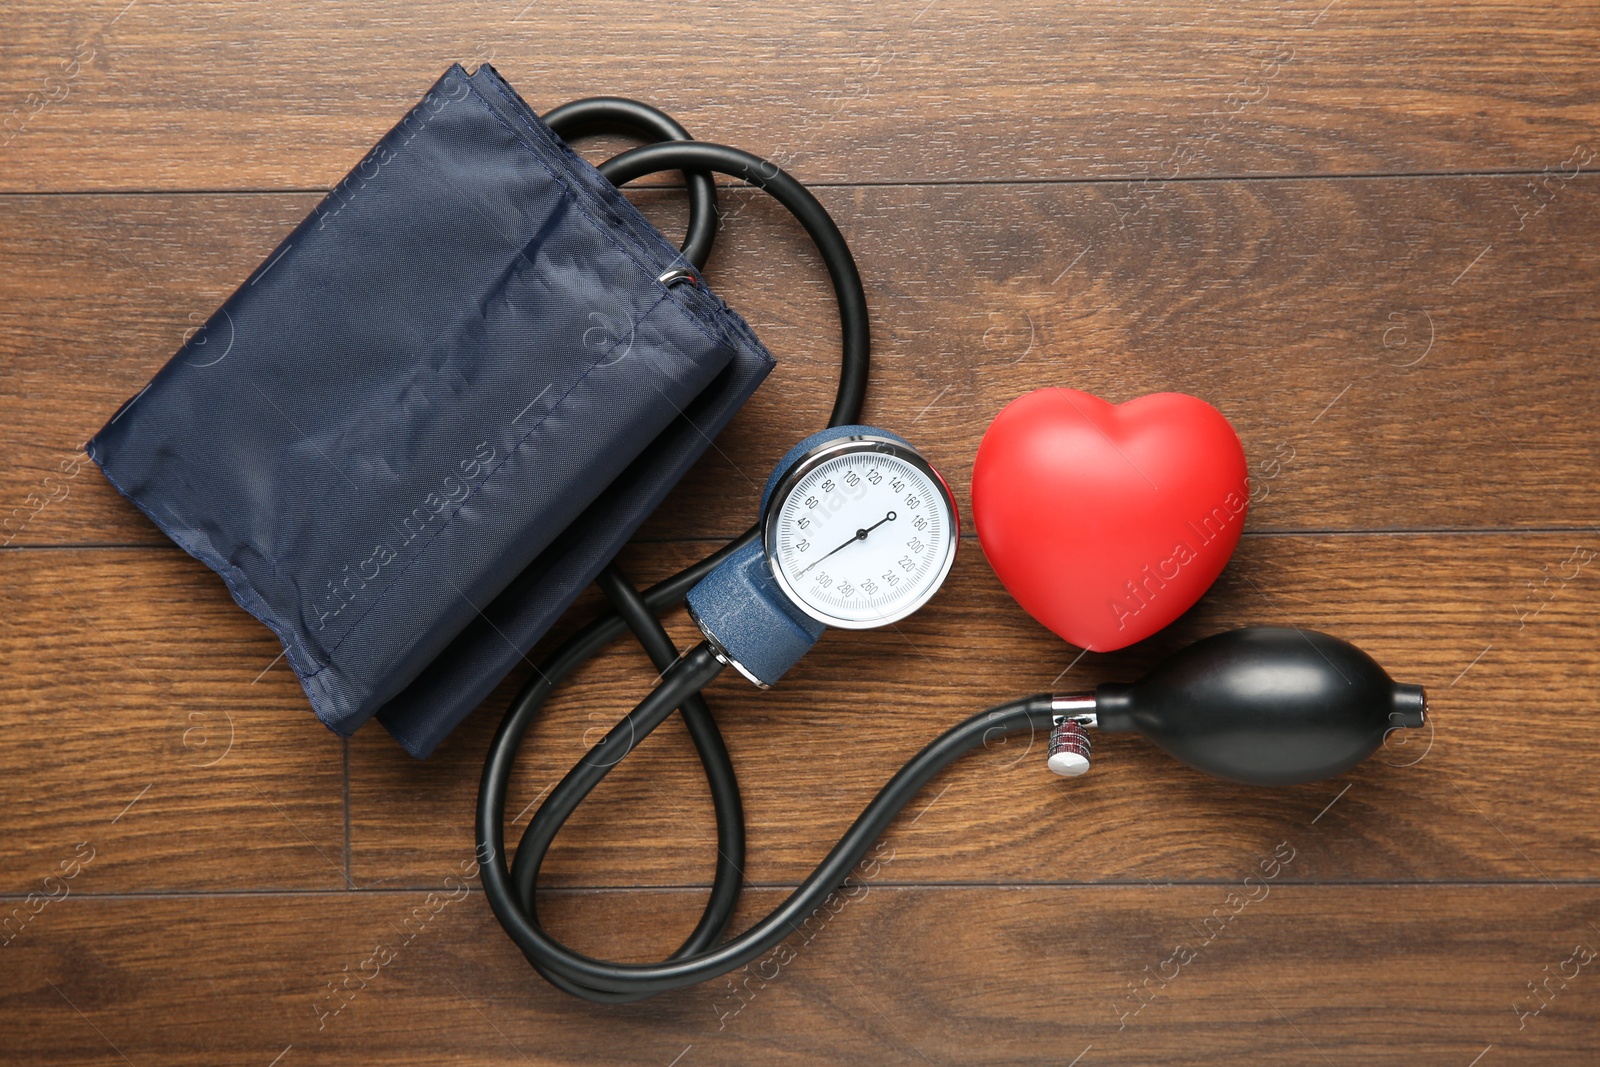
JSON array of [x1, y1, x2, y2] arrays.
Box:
[[766, 441, 957, 629]]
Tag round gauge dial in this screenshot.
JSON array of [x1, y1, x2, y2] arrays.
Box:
[[764, 437, 959, 629]]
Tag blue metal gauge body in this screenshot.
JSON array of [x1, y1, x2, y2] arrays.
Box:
[[686, 426, 959, 687]]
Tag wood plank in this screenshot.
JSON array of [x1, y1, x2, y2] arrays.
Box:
[[4, 525, 1591, 898], [2, 0, 1598, 191], [5, 884, 1598, 1065], [3, 175, 1598, 549], [326, 529, 1598, 889], [8, 1, 1600, 1060], [0, 547, 347, 892]]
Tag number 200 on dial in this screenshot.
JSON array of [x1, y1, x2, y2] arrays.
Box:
[[764, 438, 959, 629]]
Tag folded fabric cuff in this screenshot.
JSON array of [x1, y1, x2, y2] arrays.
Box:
[[88, 64, 774, 755]]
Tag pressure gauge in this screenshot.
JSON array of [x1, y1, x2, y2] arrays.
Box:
[[763, 435, 959, 629], [686, 426, 959, 688]]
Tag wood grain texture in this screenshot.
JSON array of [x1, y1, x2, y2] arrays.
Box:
[[349, 531, 1600, 889], [0, 547, 346, 892], [2, 0, 1599, 191], [5, 0, 1600, 1061], [7, 531, 1589, 893], [3, 174, 1599, 548], [5, 886, 1599, 1065]]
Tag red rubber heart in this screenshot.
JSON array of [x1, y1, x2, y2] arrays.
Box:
[[972, 388, 1249, 652]]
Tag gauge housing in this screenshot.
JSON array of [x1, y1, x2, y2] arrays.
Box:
[[686, 426, 959, 687], [761, 434, 960, 630]]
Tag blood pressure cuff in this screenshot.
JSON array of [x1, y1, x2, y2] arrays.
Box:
[[86, 64, 775, 757]]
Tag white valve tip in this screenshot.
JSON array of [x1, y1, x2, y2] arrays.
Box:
[[1047, 749, 1091, 777]]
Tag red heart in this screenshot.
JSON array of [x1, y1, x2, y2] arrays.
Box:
[[971, 388, 1249, 652]]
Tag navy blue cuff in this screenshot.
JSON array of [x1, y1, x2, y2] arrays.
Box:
[[88, 64, 774, 756]]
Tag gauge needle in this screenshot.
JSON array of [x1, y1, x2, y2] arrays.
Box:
[[795, 510, 896, 578]]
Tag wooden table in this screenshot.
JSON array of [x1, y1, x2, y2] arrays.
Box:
[[3, 1, 1597, 1063]]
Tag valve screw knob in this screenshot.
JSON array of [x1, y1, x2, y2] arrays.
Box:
[[1047, 719, 1092, 777]]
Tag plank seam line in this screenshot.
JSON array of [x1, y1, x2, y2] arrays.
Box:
[[9, 526, 1600, 554], [2, 166, 1595, 198], [8, 879, 1596, 902]]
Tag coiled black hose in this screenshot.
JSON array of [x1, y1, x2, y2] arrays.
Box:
[[478, 99, 1050, 1002]]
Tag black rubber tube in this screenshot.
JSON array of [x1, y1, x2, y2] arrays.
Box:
[[591, 564, 745, 959], [482, 684, 1055, 997], [478, 129, 894, 1001], [597, 142, 871, 429], [540, 97, 718, 270]]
